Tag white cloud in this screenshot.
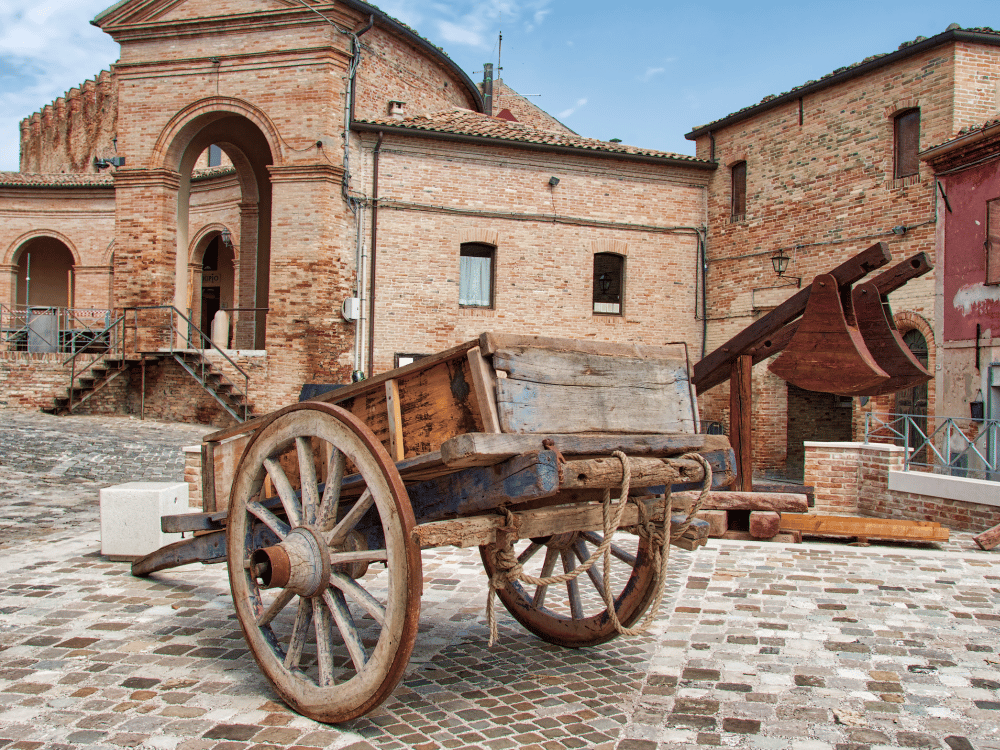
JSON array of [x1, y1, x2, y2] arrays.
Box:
[[640, 67, 666, 82], [437, 19, 484, 46], [558, 97, 587, 119], [0, 0, 118, 171]]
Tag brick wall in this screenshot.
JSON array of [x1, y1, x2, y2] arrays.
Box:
[[0, 352, 69, 410], [804, 440, 1000, 531]]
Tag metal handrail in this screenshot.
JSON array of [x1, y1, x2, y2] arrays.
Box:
[[123, 305, 251, 421], [62, 314, 126, 412], [2, 304, 115, 353], [864, 412, 999, 481]]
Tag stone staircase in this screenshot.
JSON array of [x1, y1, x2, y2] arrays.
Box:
[[51, 350, 254, 422]]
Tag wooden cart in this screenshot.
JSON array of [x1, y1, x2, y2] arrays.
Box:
[[133, 333, 734, 723]]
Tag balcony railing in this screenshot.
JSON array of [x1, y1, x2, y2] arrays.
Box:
[[1, 304, 113, 354], [864, 412, 999, 481]]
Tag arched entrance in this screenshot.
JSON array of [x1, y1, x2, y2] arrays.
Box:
[[13, 236, 75, 308], [896, 329, 930, 460], [193, 230, 235, 347], [163, 105, 274, 350]]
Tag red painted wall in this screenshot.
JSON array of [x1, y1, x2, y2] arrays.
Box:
[[941, 160, 1000, 341]]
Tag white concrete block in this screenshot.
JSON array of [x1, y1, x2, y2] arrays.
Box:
[[100, 481, 188, 560]]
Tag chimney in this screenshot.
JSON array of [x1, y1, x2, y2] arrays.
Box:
[[482, 63, 493, 116], [387, 100, 406, 120]]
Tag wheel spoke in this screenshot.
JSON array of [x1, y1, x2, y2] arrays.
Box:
[[313, 598, 336, 686], [328, 489, 374, 546], [247, 500, 291, 539], [517, 541, 543, 565], [532, 546, 559, 608], [574, 539, 607, 600], [323, 589, 368, 673], [329, 548, 388, 565], [263, 457, 304, 528], [317, 448, 346, 532], [562, 549, 583, 619], [330, 572, 386, 625], [283, 597, 312, 670], [257, 587, 296, 627], [583, 531, 637, 567], [296, 437, 320, 526]]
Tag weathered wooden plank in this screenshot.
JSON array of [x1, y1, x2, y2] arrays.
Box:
[[693, 241, 893, 393], [730, 354, 752, 491], [405, 450, 561, 525], [973, 522, 1000, 551], [749, 511, 781, 539], [412, 498, 708, 549], [210, 433, 252, 513], [440, 432, 731, 468], [492, 347, 689, 389], [779, 513, 950, 542], [672, 491, 808, 513], [466, 347, 501, 434], [720, 531, 802, 544], [480, 332, 688, 361], [560, 456, 707, 490], [496, 379, 695, 434], [385, 378, 404, 462], [666, 447, 737, 492], [695, 510, 728, 537], [201, 441, 216, 513]]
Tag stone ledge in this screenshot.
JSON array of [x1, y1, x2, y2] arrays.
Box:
[[888, 470, 1000, 507]]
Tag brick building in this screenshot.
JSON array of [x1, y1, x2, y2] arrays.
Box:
[[2, 9, 999, 485], [0, 0, 713, 423], [686, 26, 1000, 480]]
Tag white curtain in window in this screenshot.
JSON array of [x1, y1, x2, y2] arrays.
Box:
[[459, 254, 491, 306]]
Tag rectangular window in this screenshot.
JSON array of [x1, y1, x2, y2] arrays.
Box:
[[988, 197, 1000, 286], [731, 161, 747, 220], [208, 144, 223, 167], [459, 243, 494, 307], [394, 353, 428, 368], [593, 252, 624, 315], [894, 109, 920, 180]]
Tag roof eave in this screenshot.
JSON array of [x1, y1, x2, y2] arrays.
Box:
[[920, 121, 1000, 162], [685, 29, 1000, 140], [352, 121, 716, 170]]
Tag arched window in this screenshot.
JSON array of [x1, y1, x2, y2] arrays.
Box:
[[894, 109, 920, 180], [459, 243, 495, 308], [593, 252, 624, 315]]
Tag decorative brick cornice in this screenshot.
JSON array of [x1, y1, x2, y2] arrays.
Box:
[[267, 164, 345, 184], [113, 168, 181, 190]]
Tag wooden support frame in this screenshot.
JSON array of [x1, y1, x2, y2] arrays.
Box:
[[385, 378, 404, 461]]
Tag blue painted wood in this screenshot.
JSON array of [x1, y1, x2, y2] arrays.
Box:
[[405, 449, 561, 525]]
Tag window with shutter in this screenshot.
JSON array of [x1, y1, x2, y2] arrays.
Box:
[[593, 252, 624, 315], [731, 161, 747, 220], [988, 197, 1000, 286], [894, 109, 920, 180]]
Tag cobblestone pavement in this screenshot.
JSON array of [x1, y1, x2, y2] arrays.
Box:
[[1, 411, 999, 750]]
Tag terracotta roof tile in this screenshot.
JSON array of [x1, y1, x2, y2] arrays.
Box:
[[0, 172, 114, 188], [356, 108, 710, 164]]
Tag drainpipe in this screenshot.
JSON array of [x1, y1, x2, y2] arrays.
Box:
[[367, 131, 383, 378], [342, 15, 374, 206], [699, 229, 708, 359], [354, 204, 367, 378]]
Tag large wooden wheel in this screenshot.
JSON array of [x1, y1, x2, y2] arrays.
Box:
[[480, 525, 661, 648], [227, 402, 421, 723]]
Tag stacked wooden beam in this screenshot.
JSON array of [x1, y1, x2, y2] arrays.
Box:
[[672, 490, 808, 543]]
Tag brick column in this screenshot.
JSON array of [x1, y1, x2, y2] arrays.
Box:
[[0, 264, 16, 308], [804, 441, 863, 514], [113, 168, 181, 352], [234, 201, 258, 349]]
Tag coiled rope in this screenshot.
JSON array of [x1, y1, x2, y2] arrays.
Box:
[[486, 451, 712, 646]]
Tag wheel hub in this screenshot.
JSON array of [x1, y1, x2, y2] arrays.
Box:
[[251, 526, 331, 598]]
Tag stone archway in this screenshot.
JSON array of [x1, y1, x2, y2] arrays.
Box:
[[12, 235, 76, 308], [189, 227, 236, 347]]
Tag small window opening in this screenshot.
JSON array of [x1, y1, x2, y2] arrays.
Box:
[[593, 252, 624, 315], [459, 243, 494, 308], [208, 144, 223, 168], [731, 161, 747, 220], [894, 109, 920, 180]]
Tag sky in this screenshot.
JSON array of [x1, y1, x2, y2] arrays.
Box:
[[0, 0, 998, 172]]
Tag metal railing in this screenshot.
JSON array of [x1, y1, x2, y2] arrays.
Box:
[[62, 313, 127, 412], [124, 306, 252, 421], [864, 412, 999, 481], [1, 304, 113, 354]]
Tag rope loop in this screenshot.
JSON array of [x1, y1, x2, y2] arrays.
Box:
[[485, 449, 713, 646]]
